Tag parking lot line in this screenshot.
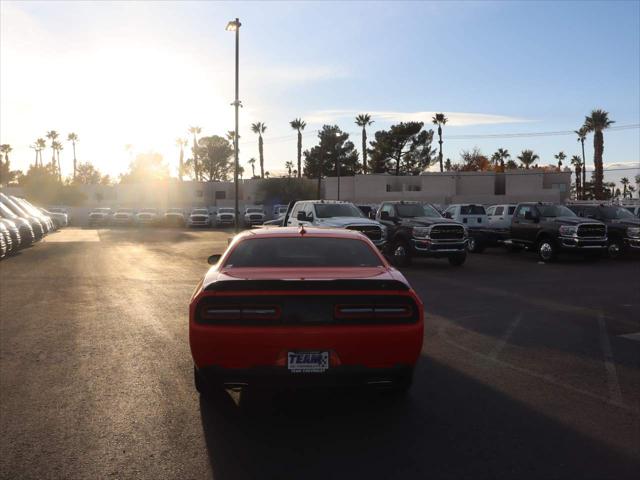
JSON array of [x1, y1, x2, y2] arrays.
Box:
[[597, 313, 624, 407], [488, 312, 523, 360]]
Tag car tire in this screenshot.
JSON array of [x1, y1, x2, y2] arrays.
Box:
[[467, 236, 485, 253], [448, 252, 467, 266], [391, 240, 412, 267], [607, 238, 623, 259], [537, 238, 556, 262]]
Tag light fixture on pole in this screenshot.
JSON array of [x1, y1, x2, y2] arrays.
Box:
[[226, 18, 242, 232]]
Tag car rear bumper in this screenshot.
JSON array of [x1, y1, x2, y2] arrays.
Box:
[[196, 364, 414, 388], [558, 236, 608, 250], [190, 323, 423, 372]]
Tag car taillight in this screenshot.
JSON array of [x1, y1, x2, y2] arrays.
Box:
[[334, 304, 413, 320], [199, 304, 281, 322]]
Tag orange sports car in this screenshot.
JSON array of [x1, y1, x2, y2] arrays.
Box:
[[189, 226, 424, 395]]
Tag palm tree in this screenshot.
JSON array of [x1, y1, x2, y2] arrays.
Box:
[[570, 155, 582, 199], [251, 122, 267, 178], [290, 118, 306, 178], [188, 126, 202, 181], [491, 148, 510, 172], [554, 151, 566, 171], [67, 133, 79, 180], [620, 177, 630, 199], [628, 185, 636, 198], [444, 158, 452, 172], [431, 113, 448, 173], [517, 149, 539, 169], [355, 114, 374, 174], [36, 138, 46, 166], [284, 161, 294, 177], [583, 109, 615, 200], [635, 174, 640, 197], [52, 140, 63, 181], [46, 130, 59, 166], [575, 126, 588, 197], [248, 158, 256, 178], [0, 144, 12, 169], [176, 138, 187, 181], [264, 171, 270, 179]]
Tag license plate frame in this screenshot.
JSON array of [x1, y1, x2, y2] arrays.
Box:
[[287, 351, 329, 373]]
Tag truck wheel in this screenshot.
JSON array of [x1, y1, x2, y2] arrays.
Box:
[[537, 238, 556, 262], [391, 240, 412, 267], [448, 252, 467, 266], [467, 237, 485, 253], [607, 239, 623, 259]]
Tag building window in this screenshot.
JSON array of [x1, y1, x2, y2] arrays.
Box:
[[215, 191, 226, 199], [406, 184, 421, 192], [195, 190, 203, 198]]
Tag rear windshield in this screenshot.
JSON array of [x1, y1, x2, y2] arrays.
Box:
[[314, 203, 363, 218], [460, 205, 486, 215], [538, 205, 576, 217], [224, 237, 383, 268]]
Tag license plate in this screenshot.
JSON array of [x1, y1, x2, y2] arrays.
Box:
[[287, 351, 329, 373]]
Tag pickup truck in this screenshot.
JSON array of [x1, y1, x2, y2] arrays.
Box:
[[442, 204, 491, 253], [508, 202, 608, 261], [567, 203, 640, 257], [377, 201, 467, 266]]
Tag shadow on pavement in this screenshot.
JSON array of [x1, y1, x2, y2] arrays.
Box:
[[199, 357, 639, 480]]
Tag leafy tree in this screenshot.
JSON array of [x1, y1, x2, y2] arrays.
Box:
[[505, 159, 518, 170], [303, 125, 360, 180], [251, 122, 267, 178], [67, 133, 79, 181], [444, 158, 452, 172], [46, 130, 59, 166], [458, 148, 491, 171], [16, 164, 85, 205], [290, 118, 306, 178], [0, 144, 18, 187], [583, 109, 614, 199], [635, 175, 640, 197], [517, 149, 539, 169], [119, 152, 170, 183], [570, 155, 582, 199], [188, 126, 202, 181], [367, 122, 436, 175], [554, 151, 566, 171], [431, 113, 448, 172], [196, 135, 234, 182], [628, 185, 636, 198], [355, 114, 374, 174], [73, 162, 111, 185]]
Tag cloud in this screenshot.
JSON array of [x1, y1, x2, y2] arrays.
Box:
[[247, 65, 350, 84], [305, 109, 528, 126]]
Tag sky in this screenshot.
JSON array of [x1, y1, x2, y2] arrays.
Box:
[[1, 0, 639, 183]]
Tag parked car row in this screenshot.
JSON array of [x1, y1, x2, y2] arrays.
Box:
[[0, 193, 67, 259], [86, 206, 269, 228], [266, 199, 640, 266]]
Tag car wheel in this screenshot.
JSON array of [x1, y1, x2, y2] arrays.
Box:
[[467, 236, 485, 253], [537, 238, 556, 262], [448, 252, 467, 266], [391, 240, 412, 267], [607, 239, 623, 259]]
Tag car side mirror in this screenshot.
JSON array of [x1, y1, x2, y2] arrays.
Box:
[[297, 211, 307, 221], [380, 211, 390, 220], [207, 254, 221, 265]]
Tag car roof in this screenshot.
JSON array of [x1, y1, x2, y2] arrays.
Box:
[[235, 226, 372, 240]]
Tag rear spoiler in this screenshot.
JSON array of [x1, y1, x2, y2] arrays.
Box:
[[204, 279, 409, 292]]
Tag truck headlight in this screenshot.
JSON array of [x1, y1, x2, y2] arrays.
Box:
[[559, 225, 578, 236], [627, 227, 640, 238], [412, 227, 430, 239]]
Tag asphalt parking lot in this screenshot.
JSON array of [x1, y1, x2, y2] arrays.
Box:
[[1, 227, 639, 479]]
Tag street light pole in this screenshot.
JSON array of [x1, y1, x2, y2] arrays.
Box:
[[226, 18, 242, 233]]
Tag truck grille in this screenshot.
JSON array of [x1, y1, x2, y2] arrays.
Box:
[[577, 224, 606, 238], [346, 225, 382, 241], [430, 224, 465, 240], [220, 215, 233, 220], [249, 214, 262, 220]]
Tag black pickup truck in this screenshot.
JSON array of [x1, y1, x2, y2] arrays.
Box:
[[376, 201, 468, 266], [566, 203, 640, 257], [508, 202, 608, 261]]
